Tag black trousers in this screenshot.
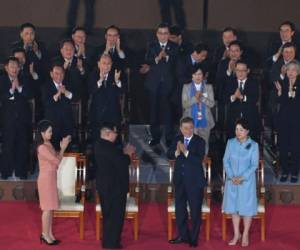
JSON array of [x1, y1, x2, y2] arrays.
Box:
[[1, 121, 30, 178], [148, 86, 173, 142], [279, 132, 300, 176], [175, 180, 204, 244], [98, 190, 127, 249], [159, 0, 186, 30], [67, 0, 95, 33]]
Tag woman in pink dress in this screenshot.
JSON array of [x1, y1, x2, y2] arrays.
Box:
[[36, 120, 70, 245]]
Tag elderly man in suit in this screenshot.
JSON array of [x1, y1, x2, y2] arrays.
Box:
[[182, 65, 215, 154], [88, 53, 123, 140], [167, 116, 206, 247]]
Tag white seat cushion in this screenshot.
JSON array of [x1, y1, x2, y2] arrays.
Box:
[[57, 196, 84, 212], [258, 202, 265, 213], [167, 200, 210, 213], [96, 197, 138, 213], [57, 157, 77, 198]]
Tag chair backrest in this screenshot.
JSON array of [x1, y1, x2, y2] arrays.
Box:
[[256, 160, 265, 188], [57, 153, 86, 199], [130, 153, 140, 183], [168, 157, 211, 186], [71, 101, 82, 127]]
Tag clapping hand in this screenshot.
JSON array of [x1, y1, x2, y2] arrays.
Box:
[[11, 78, 19, 91], [60, 135, 71, 150], [116, 38, 121, 52], [228, 59, 236, 73], [32, 41, 40, 54], [232, 177, 243, 185], [195, 91, 202, 100], [77, 58, 84, 72], [123, 143, 136, 156], [178, 141, 187, 155], [280, 65, 287, 76], [274, 81, 282, 96], [235, 88, 243, 100], [139, 64, 150, 74], [114, 69, 121, 83]]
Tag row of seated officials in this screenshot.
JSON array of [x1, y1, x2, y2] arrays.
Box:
[[0, 21, 299, 183]]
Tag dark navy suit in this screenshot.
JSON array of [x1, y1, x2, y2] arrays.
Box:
[[167, 134, 206, 244]]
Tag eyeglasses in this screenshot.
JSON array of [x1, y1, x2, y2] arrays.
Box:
[[157, 32, 169, 35]]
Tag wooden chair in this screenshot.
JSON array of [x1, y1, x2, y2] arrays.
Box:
[[167, 157, 212, 241], [95, 154, 140, 240], [221, 160, 266, 241], [54, 153, 87, 239]]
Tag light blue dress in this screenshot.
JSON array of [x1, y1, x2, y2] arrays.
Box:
[[222, 137, 259, 216]]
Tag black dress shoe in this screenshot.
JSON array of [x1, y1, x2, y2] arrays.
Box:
[[52, 239, 61, 245], [280, 175, 288, 182], [189, 241, 198, 247], [291, 176, 299, 183], [169, 236, 189, 244], [40, 234, 55, 245], [148, 139, 160, 146]]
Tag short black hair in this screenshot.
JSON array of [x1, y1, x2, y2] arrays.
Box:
[[282, 42, 297, 52], [59, 39, 75, 49], [20, 22, 36, 32], [180, 117, 194, 126], [193, 43, 209, 54], [228, 40, 243, 51], [236, 59, 249, 68], [222, 27, 237, 36], [105, 25, 120, 35], [71, 26, 87, 35], [280, 21, 296, 32], [169, 25, 182, 36], [157, 23, 170, 30], [100, 122, 117, 132], [235, 118, 250, 131], [12, 47, 26, 55], [4, 56, 19, 66], [50, 61, 64, 72], [191, 64, 206, 75]]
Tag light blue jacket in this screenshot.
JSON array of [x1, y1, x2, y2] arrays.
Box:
[[222, 137, 259, 216]]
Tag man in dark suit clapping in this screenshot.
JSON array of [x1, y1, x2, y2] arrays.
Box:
[[145, 23, 178, 147], [0, 57, 33, 179], [42, 63, 74, 149], [167, 117, 206, 247], [94, 123, 136, 249]]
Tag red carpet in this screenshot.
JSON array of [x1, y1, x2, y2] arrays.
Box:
[[0, 201, 299, 250]]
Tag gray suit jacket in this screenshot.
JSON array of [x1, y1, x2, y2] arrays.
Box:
[[182, 82, 215, 130]]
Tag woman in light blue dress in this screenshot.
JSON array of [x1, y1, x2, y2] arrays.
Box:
[[222, 118, 259, 247]]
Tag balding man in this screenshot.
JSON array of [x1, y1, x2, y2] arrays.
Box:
[[88, 54, 123, 140]]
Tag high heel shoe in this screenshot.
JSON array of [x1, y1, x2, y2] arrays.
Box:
[[228, 234, 241, 246], [52, 239, 61, 245], [241, 235, 249, 247], [40, 234, 55, 245]]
